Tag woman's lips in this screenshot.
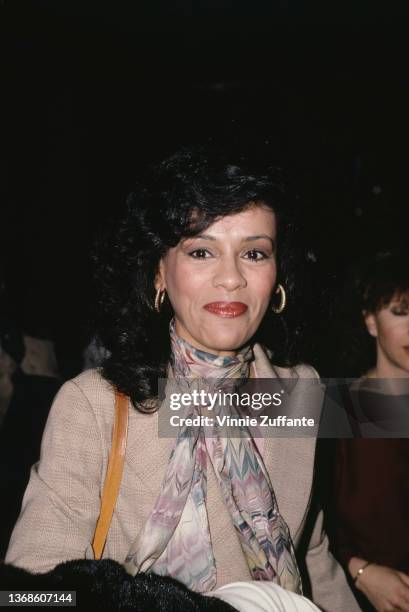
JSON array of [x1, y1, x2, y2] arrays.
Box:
[[203, 302, 248, 318]]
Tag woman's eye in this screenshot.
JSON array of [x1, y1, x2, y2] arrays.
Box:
[[188, 248, 212, 259], [243, 249, 269, 261], [391, 308, 409, 316]]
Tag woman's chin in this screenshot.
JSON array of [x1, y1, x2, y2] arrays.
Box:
[[197, 330, 252, 355]]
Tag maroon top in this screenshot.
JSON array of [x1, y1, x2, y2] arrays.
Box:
[[335, 437, 409, 572]]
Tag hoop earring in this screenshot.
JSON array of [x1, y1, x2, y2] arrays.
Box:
[[271, 284, 286, 314], [154, 288, 166, 313]]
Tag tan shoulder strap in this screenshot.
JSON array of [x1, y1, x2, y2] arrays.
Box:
[[92, 390, 129, 559]]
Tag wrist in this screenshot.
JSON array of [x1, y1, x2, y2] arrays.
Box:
[[348, 557, 375, 589], [348, 557, 366, 577]]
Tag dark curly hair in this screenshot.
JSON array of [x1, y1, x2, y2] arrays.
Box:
[[335, 250, 409, 377], [93, 146, 304, 411]]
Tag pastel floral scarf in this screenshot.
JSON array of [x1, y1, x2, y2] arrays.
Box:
[[124, 318, 302, 594]]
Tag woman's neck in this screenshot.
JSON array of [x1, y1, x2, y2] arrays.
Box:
[[169, 317, 254, 379], [365, 363, 409, 395], [367, 361, 409, 380]]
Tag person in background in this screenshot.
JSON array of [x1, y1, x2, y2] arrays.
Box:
[[0, 321, 22, 427], [0, 314, 61, 557], [333, 251, 409, 612]]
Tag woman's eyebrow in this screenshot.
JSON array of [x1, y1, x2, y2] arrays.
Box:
[[193, 234, 217, 241], [243, 235, 275, 246], [193, 233, 275, 245]]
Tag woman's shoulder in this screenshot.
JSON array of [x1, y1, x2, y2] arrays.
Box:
[[254, 344, 320, 381], [269, 360, 321, 382], [69, 367, 114, 399], [50, 368, 116, 428], [289, 363, 320, 380]]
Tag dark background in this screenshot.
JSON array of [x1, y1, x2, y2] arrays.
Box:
[[2, 0, 409, 375]]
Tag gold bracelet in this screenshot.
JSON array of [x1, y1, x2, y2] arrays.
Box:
[[353, 561, 373, 583]]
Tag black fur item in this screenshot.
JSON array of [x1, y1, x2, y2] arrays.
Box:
[[0, 559, 237, 611]]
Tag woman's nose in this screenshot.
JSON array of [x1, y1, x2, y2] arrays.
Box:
[[212, 256, 247, 291]]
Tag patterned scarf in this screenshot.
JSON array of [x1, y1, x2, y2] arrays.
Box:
[[124, 318, 302, 594]]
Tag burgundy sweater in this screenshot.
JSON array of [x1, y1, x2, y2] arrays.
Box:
[[335, 436, 409, 572]]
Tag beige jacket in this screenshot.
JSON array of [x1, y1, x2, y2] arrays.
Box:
[[6, 345, 359, 611]]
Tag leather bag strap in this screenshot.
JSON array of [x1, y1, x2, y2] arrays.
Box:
[[92, 390, 129, 559]]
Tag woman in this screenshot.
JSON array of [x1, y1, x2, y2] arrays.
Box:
[[333, 251, 409, 612], [5, 147, 357, 611]]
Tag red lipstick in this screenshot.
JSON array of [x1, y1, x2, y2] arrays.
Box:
[[204, 302, 248, 318]]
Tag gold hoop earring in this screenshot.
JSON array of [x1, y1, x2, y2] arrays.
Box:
[[154, 288, 166, 313], [272, 284, 286, 314]]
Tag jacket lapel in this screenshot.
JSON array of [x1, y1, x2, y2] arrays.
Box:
[[252, 343, 323, 543]]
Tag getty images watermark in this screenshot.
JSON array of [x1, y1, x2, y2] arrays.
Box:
[[157, 377, 323, 437], [167, 388, 315, 429], [157, 377, 409, 438]]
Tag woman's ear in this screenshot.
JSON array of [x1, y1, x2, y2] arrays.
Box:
[[154, 259, 166, 291], [363, 310, 378, 338]]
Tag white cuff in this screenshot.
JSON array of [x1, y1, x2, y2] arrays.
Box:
[[206, 581, 320, 612]]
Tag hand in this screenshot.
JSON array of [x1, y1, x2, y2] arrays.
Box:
[[353, 562, 409, 612]]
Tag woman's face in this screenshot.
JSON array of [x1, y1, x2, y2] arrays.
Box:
[[365, 294, 409, 377], [155, 205, 277, 356]]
